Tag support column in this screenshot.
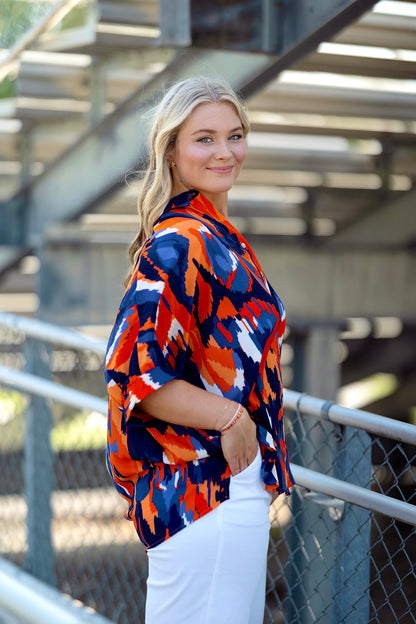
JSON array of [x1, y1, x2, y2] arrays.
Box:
[[332, 426, 371, 623], [287, 326, 340, 624], [89, 58, 106, 127], [24, 339, 56, 586], [305, 327, 340, 623], [288, 325, 371, 623], [18, 128, 34, 188]]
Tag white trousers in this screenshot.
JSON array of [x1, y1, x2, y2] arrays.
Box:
[[145, 447, 271, 624]]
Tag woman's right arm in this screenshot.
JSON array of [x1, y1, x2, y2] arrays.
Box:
[[140, 378, 258, 476]]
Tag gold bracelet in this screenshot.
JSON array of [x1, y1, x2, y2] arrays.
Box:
[[221, 404, 244, 434], [217, 401, 232, 430]]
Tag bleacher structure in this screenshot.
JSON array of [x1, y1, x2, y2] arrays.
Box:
[[0, 1, 415, 623], [0, 0, 416, 346], [0, 3, 415, 394]]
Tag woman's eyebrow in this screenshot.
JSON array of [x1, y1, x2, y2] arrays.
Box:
[[191, 126, 243, 135]]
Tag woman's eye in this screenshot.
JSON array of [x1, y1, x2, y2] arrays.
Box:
[[230, 133, 243, 141], [197, 136, 212, 143]]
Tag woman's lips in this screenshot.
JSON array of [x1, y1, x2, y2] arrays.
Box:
[[207, 166, 233, 173]]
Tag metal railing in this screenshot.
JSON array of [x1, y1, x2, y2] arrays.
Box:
[[284, 390, 416, 446], [0, 312, 415, 624], [0, 312, 107, 353], [0, 556, 114, 624], [0, 364, 414, 528]]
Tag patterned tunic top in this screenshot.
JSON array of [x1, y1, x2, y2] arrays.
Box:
[[105, 190, 294, 549]]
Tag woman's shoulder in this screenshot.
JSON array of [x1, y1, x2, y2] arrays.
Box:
[[152, 212, 211, 249], [133, 216, 207, 281]]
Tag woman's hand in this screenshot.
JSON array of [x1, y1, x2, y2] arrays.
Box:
[[140, 382, 258, 475], [269, 491, 279, 505], [220, 407, 258, 476]]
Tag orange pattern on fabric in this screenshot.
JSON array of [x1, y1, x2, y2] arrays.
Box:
[[106, 191, 294, 549]]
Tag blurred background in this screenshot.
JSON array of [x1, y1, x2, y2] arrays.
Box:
[[0, 1, 415, 623]]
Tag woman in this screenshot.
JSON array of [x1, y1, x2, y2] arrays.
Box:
[[105, 76, 294, 624]]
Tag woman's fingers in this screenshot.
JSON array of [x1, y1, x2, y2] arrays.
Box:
[[220, 409, 257, 475]]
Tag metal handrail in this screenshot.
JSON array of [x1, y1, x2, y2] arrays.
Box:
[[291, 464, 416, 527], [0, 311, 106, 354], [0, 363, 415, 526], [0, 364, 107, 414], [284, 389, 416, 446], [0, 556, 115, 624], [1, 311, 414, 445]]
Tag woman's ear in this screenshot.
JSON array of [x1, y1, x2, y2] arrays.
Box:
[[166, 147, 176, 170], [166, 147, 175, 163]]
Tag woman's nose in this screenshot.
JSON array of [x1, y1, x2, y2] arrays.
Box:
[[214, 140, 232, 159]]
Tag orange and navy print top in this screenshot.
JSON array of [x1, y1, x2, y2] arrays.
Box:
[[105, 190, 294, 549]]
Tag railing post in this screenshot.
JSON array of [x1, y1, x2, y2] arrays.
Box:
[[24, 338, 56, 586], [287, 326, 340, 624], [286, 330, 307, 624], [332, 426, 372, 623], [306, 327, 340, 622]]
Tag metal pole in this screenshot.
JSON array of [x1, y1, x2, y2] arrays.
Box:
[[24, 339, 56, 586], [332, 425, 371, 624], [0, 556, 115, 624], [0, 311, 107, 354], [285, 330, 308, 624], [284, 390, 416, 446], [291, 465, 416, 526], [303, 327, 340, 624], [0, 365, 107, 414], [89, 58, 106, 127]]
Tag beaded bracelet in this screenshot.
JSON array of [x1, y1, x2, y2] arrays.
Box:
[[220, 404, 244, 434]]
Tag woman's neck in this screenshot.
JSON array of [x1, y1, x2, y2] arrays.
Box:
[[171, 183, 229, 217], [200, 191, 228, 217]]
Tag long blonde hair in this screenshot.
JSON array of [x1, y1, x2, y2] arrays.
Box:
[[125, 76, 250, 286]]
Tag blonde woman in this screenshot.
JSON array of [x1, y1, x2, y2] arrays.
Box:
[[105, 76, 294, 624]]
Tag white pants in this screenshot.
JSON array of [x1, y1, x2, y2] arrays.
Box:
[[145, 447, 271, 624]]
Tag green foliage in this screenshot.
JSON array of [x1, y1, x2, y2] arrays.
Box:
[[0, 75, 16, 98], [0, 0, 50, 48], [51, 410, 107, 451], [0, 389, 26, 452], [59, 5, 91, 30], [0, 389, 107, 453]]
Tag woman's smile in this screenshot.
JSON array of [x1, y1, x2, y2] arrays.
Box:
[[207, 166, 234, 173]]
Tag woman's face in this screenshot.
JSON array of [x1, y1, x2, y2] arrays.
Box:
[[169, 101, 247, 214]]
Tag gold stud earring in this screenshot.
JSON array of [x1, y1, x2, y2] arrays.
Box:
[[168, 161, 175, 169]]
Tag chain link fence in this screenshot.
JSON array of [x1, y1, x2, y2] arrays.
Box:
[[0, 319, 146, 622], [267, 406, 416, 624], [0, 315, 415, 624]]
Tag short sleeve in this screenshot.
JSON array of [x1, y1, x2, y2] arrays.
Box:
[[105, 229, 198, 423]]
